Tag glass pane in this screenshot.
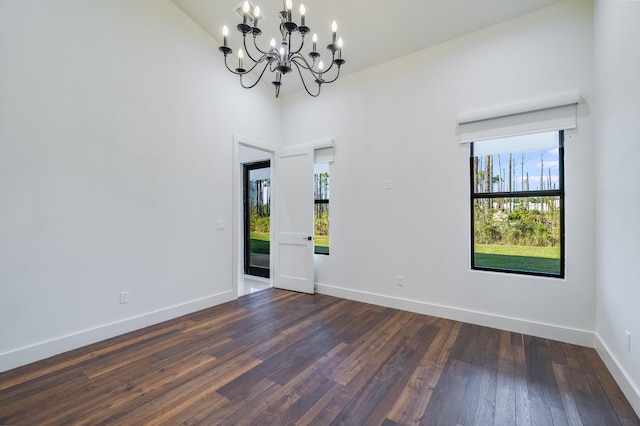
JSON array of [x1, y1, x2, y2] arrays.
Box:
[[314, 163, 330, 200], [473, 196, 561, 275], [314, 164, 329, 254], [248, 167, 270, 269], [314, 203, 329, 254], [472, 146, 560, 194]]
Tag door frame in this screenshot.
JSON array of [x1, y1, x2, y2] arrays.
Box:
[[232, 135, 336, 298], [233, 135, 277, 297], [243, 159, 271, 278]]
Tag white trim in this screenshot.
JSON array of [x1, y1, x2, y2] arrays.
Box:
[[234, 134, 278, 154], [458, 91, 581, 124], [283, 138, 336, 152], [314, 146, 336, 164], [232, 134, 277, 298], [315, 283, 594, 347], [595, 334, 640, 418], [0, 290, 235, 372]]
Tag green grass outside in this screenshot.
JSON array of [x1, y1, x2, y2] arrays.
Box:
[[474, 244, 561, 275], [314, 235, 329, 255], [249, 231, 329, 255], [250, 231, 270, 241], [250, 231, 270, 255]]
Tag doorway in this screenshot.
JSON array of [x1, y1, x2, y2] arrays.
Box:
[[234, 138, 275, 298], [243, 160, 271, 278]]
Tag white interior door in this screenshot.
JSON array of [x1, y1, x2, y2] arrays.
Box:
[[273, 145, 314, 294]]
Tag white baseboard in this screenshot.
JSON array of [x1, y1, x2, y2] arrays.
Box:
[[315, 283, 594, 347], [595, 334, 640, 418], [0, 290, 236, 373]]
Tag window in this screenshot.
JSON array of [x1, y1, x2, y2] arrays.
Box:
[[243, 160, 271, 278], [314, 162, 329, 255], [470, 131, 564, 278]]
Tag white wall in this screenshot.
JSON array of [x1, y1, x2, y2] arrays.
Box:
[[0, 0, 281, 371], [283, 0, 596, 344], [594, 0, 640, 412], [0, 0, 637, 413]]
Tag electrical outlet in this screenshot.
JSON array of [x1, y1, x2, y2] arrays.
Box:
[[625, 330, 631, 352], [396, 275, 404, 286], [120, 291, 129, 304]]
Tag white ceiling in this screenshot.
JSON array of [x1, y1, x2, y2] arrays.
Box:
[[172, 0, 564, 95]]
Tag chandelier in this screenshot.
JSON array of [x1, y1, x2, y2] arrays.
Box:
[[219, 0, 346, 98]]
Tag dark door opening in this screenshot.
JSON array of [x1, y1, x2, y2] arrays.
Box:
[[243, 160, 271, 278]]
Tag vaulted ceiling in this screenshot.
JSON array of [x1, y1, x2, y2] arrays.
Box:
[[172, 0, 564, 94]]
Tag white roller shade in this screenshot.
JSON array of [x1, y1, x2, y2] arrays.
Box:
[[473, 131, 559, 156], [459, 91, 580, 143], [314, 146, 335, 163]]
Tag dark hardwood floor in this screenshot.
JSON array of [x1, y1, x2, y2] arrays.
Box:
[[0, 288, 638, 425]]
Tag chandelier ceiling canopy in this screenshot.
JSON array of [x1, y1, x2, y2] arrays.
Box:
[[219, 0, 346, 98]]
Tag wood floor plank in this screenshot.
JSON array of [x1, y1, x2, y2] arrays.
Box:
[[110, 349, 261, 425], [553, 362, 584, 426], [238, 350, 339, 425], [164, 392, 231, 426], [458, 326, 500, 425], [422, 358, 473, 425], [386, 322, 462, 425], [493, 331, 515, 421], [293, 381, 345, 425], [215, 320, 342, 399], [249, 298, 352, 361], [0, 368, 89, 423], [202, 377, 282, 425], [47, 353, 218, 425], [513, 335, 533, 425], [81, 328, 185, 379], [582, 347, 640, 423], [329, 309, 415, 386], [0, 322, 186, 393], [0, 288, 638, 425], [332, 323, 439, 425]]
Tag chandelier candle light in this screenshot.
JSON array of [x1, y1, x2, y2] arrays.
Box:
[[219, 0, 346, 98]]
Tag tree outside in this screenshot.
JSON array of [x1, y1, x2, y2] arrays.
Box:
[[314, 170, 329, 254], [472, 142, 563, 275]]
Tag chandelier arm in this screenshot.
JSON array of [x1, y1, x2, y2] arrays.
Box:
[[293, 52, 338, 75], [291, 54, 342, 84], [242, 34, 267, 64], [239, 61, 272, 89], [292, 61, 320, 97], [291, 55, 340, 82], [320, 65, 342, 84], [224, 52, 272, 79], [290, 56, 313, 73], [251, 34, 269, 55], [290, 33, 307, 56], [322, 54, 339, 74], [245, 60, 267, 74], [223, 55, 244, 75]]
